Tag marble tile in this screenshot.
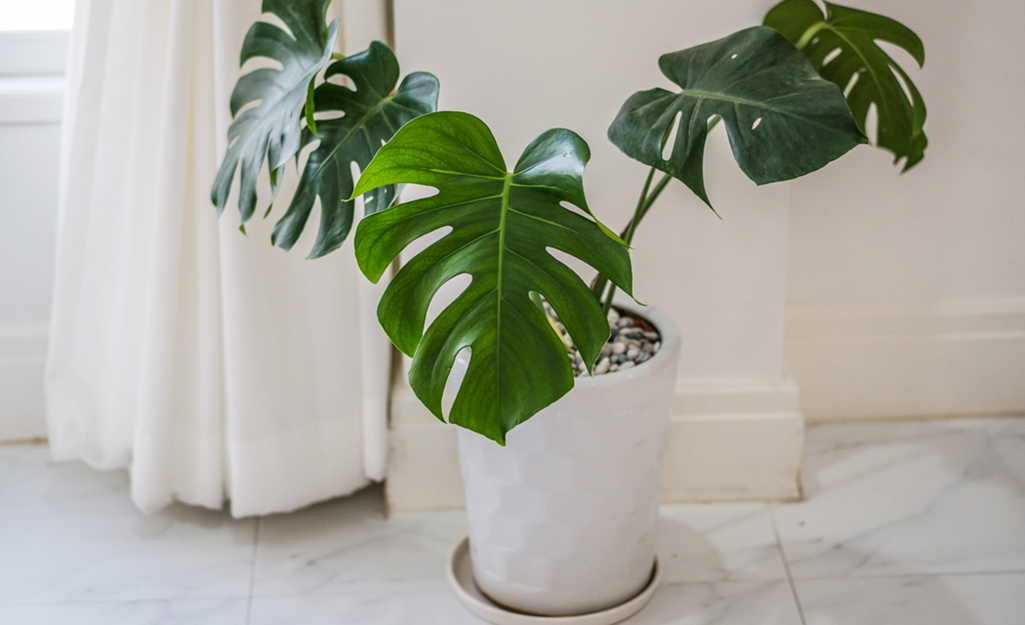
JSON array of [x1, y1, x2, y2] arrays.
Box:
[[252, 484, 468, 597], [658, 503, 788, 582], [797, 573, 1025, 625], [773, 417, 1025, 578], [629, 580, 802, 625], [249, 581, 802, 625], [249, 591, 487, 625], [0, 446, 256, 604], [0, 599, 249, 625]]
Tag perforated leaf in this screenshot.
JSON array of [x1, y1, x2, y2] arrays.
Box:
[[272, 42, 439, 258], [353, 112, 633, 444], [211, 0, 338, 222], [764, 0, 927, 170], [608, 26, 866, 208]]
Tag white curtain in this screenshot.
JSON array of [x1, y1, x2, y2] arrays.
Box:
[[45, 0, 392, 517]]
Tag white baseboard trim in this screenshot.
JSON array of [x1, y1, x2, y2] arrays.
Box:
[[386, 376, 804, 512], [786, 298, 1025, 421], [0, 76, 64, 125], [0, 323, 49, 442]]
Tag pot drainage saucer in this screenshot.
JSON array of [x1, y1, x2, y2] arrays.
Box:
[[446, 536, 661, 625]]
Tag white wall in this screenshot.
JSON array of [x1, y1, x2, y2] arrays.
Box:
[[784, 0, 1025, 419], [0, 31, 66, 441]]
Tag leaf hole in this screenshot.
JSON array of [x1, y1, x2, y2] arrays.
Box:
[[731, 53, 738, 59], [233, 98, 263, 118], [545, 246, 592, 283], [751, 117, 762, 130], [662, 111, 683, 161], [441, 345, 472, 419], [325, 72, 353, 88], [843, 71, 860, 97], [865, 102, 879, 145], [258, 12, 296, 41], [558, 200, 592, 222], [240, 57, 284, 74], [314, 110, 345, 121], [822, 47, 842, 66], [890, 65, 914, 105]]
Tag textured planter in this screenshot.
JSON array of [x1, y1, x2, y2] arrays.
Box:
[[455, 304, 681, 616]]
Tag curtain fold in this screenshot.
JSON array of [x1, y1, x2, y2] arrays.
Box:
[[46, 0, 390, 517]]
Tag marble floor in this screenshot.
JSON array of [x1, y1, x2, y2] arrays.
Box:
[[1, 416, 1023, 625]]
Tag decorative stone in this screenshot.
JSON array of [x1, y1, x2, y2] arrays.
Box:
[[544, 304, 662, 378]]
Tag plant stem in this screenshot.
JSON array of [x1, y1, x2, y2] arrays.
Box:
[[794, 22, 828, 51], [596, 115, 722, 313], [600, 167, 672, 314]]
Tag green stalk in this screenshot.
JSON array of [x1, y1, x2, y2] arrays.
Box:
[[591, 168, 653, 301], [794, 22, 828, 51], [595, 115, 723, 313], [600, 168, 672, 314]]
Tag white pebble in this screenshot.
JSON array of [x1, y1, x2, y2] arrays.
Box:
[[626, 346, 640, 360], [618, 317, 634, 328], [619, 361, 635, 370], [607, 308, 620, 326], [609, 364, 619, 372], [611, 342, 626, 355], [594, 357, 611, 374]]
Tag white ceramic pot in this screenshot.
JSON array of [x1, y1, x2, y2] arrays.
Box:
[[455, 304, 680, 617]]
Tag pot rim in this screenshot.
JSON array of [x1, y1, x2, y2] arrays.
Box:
[[568, 299, 681, 390]]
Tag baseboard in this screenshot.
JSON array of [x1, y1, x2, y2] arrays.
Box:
[[786, 298, 1025, 422], [0, 76, 64, 125], [0, 323, 49, 442], [386, 376, 804, 512]]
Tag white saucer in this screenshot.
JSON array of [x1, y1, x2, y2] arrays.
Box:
[[446, 536, 661, 625]]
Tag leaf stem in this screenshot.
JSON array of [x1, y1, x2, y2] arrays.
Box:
[[600, 167, 671, 314], [794, 22, 828, 51]]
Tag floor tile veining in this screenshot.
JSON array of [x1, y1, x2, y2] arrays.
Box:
[[1, 416, 1022, 624]]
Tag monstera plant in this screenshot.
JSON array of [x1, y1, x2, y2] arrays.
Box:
[[213, 0, 925, 445]]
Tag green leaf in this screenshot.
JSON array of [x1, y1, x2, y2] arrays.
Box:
[[608, 26, 866, 208], [211, 0, 338, 222], [764, 0, 927, 171], [352, 112, 633, 444], [271, 41, 439, 258]]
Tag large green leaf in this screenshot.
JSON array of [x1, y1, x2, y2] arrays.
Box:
[[271, 42, 439, 258], [764, 0, 927, 171], [352, 112, 633, 444], [608, 26, 866, 208], [211, 0, 338, 223]]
